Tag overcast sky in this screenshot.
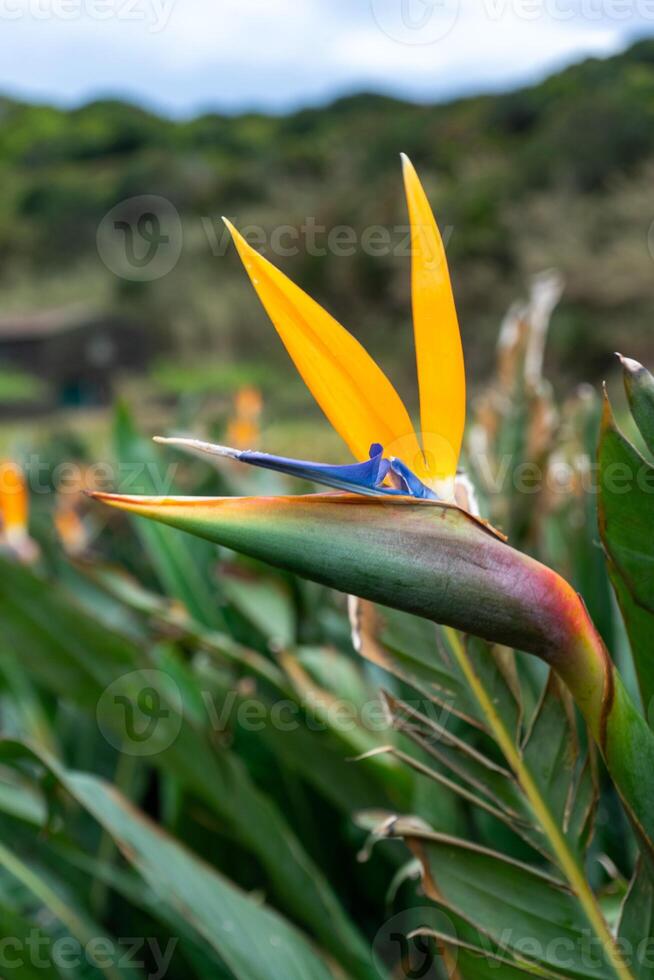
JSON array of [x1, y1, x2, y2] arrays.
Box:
[[0, 0, 651, 116]]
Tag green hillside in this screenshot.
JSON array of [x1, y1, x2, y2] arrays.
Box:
[[2, 38, 654, 395]]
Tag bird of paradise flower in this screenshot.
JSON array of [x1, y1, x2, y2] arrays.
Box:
[[156, 155, 466, 503]]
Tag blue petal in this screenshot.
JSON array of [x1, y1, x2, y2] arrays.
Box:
[[236, 444, 399, 496], [389, 458, 439, 500], [154, 437, 438, 500]]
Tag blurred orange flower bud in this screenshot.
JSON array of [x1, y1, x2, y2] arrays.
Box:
[[0, 460, 39, 563], [227, 385, 263, 450]]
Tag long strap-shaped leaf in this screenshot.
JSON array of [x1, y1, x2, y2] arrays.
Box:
[[0, 840, 125, 980], [113, 402, 229, 631], [599, 386, 654, 715], [0, 556, 375, 980], [0, 742, 336, 980], [379, 819, 616, 979], [618, 861, 654, 979]]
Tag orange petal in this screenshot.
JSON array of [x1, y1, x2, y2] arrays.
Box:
[[402, 154, 465, 485], [0, 461, 28, 536], [224, 219, 423, 471]]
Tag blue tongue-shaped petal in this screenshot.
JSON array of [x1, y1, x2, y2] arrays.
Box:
[[389, 457, 437, 500], [154, 437, 438, 499]]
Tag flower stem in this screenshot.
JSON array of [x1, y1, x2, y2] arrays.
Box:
[[444, 627, 633, 980]]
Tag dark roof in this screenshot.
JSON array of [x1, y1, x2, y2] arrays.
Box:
[[0, 305, 98, 341]]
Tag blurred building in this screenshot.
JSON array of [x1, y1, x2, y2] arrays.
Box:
[[0, 305, 150, 415]]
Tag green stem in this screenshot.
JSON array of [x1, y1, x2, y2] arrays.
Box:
[[444, 628, 634, 980]]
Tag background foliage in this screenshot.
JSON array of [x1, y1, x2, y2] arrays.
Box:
[[0, 272, 652, 977], [2, 39, 654, 405]]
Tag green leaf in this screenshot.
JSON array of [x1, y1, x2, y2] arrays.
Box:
[[610, 572, 654, 724], [65, 773, 334, 980], [381, 690, 525, 821], [219, 563, 296, 647], [51, 840, 237, 979], [0, 840, 130, 980], [522, 673, 597, 853], [112, 402, 226, 630], [414, 927, 562, 978], [0, 743, 336, 980], [92, 562, 405, 812], [0, 557, 377, 980], [598, 394, 654, 712], [410, 901, 568, 977], [620, 356, 654, 455], [598, 398, 654, 616], [618, 861, 654, 979], [385, 818, 618, 979], [351, 600, 521, 735], [466, 635, 523, 741], [0, 903, 62, 979], [379, 684, 594, 863]]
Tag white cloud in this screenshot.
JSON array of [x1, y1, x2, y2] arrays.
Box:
[[0, 0, 648, 114], [334, 3, 622, 98]]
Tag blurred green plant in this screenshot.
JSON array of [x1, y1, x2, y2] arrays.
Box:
[[4, 40, 654, 393], [0, 367, 47, 404], [95, 251, 654, 977], [151, 359, 276, 398], [0, 374, 651, 980]]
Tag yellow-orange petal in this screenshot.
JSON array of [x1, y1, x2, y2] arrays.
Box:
[[224, 219, 423, 470], [0, 460, 28, 536], [402, 154, 465, 486]]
